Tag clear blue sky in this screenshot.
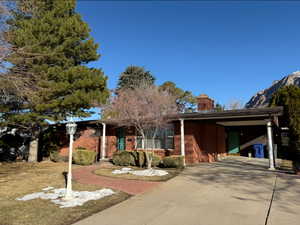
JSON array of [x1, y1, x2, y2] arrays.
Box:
[[76, 0, 300, 117]]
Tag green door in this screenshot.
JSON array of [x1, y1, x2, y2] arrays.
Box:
[[228, 131, 240, 154], [117, 128, 126, 151]]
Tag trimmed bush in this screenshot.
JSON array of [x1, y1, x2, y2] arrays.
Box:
[[50, 151, 68, 162], [130, 151, 145, 167], [73, 149, 96, 165], [151, 153, 161, 167], [112, 151, 135, 166], [112, 150, 161, 167], [162, 156, 185, 168]]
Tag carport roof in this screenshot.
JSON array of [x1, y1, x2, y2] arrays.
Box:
[[55, 106, 283, 126], [175, 106, 283, 121]]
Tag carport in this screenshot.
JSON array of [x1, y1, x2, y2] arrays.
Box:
[[178, 107, 284, 169]]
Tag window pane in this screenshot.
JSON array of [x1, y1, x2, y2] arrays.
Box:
[[155, 138, 162, 149], [166, 137, 174, 149], [136, 137, 142, 148], [136, 125, 174, 150]]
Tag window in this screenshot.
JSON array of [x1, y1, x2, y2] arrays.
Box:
[[136, 125, 174, 150]]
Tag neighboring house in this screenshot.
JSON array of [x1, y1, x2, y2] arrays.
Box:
[[56, 95, 283, 166]]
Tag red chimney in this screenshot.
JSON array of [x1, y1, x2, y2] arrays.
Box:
[[197, 94, 214, 111]]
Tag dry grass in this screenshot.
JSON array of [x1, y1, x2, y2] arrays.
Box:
[[0, 161, 130, 225], [94, 166, 182, 182]]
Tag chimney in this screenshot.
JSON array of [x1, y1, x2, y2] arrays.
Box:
[[197, 94, 214, 112]]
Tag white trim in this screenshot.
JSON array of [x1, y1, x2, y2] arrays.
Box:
[[180, 119, 186, 166], [267, 121, 275, 170], [101, 123, 106, 160]]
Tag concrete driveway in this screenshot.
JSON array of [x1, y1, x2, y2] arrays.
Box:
[[74, 157, 300, 225]]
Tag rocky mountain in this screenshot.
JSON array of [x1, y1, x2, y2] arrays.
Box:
[[245, 71, 300, 108]]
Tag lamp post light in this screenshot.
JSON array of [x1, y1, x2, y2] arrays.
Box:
[[65, 120, 77, 199]]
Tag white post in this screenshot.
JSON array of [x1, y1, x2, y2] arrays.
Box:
[[101, 123, 106, 160], [65, 133, 74, 199], [267, 121, 275, 170], [142, 139, 145, 149], [180, 119, 186, 166]]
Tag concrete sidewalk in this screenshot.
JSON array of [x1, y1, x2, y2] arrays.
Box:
[[74, 157, 300, 225]]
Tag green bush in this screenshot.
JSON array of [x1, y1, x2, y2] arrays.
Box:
[[112, 151, 135, 166], [50, 151, 68, 162], [73, 149, 96, 165], [151, 153, 161, 167], [130, 151, 145, 167], [39, 126, 62, 158], [162, 156, 185, 168], [112, 150, 161, 167]]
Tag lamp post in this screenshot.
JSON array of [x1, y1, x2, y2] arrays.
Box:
[[65, 120, 77, 199]]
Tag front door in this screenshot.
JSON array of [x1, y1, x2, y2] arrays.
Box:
[[117, 128, 126, 151], [228, 131, 240, 154]]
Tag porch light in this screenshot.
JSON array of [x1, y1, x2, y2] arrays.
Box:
[[66, 121, 77, 135]]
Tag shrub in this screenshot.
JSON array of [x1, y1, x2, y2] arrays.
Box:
[[112, 150, 161, 167], [39, 126, 62, 158], [130, 151, 145, 167], [50, 151, 68, 162], [151, 153, 161, 167], [162, 156, 185, 168], [73, 149, 96, 165], [112, 151, 135, 166]]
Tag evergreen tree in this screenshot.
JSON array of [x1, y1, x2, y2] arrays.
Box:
[[117, 66, 155, 90], [214, 103, 225, 112], [0, 0, 109, 161], [159, 81, 197, 112], [271, 85, 300, 160]]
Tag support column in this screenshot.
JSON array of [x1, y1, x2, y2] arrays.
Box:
[[180, 119, 186, 166], [267, 121, 275, 170], [101, 123, 106, 160]]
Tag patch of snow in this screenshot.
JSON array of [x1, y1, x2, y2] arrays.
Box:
[[16, 192, 45, 201], [42, 186, 54, 191], [131, 169, 169, 176], [16, 188, 114, 208], [112, 168, 168, 176], [112, 167, 133, 174]]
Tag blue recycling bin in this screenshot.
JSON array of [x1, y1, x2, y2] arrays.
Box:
[[253, 144, 264, 158]]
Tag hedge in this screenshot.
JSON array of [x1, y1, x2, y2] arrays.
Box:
[[50, 151, 68, 162], [73, 149, 96, 165], [162, 156, 185, 168], [112, 151, 161, 167], [112, 151, 135, 166]]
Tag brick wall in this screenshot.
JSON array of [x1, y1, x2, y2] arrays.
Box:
[[178, 121, 226, 164], [58, 121, 226, 164]]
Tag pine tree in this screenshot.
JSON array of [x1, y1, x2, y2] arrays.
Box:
[[117, 66, 155, 90], [271, 85, 300, 160], [0, 0, 109, 161], [159, 81, 197, 112]]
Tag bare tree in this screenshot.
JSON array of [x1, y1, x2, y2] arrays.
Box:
[[104, 85, 177, 169], [226, 99, 244, 110]]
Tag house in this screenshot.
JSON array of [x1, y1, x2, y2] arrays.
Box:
[[56, 95, 283, 168]]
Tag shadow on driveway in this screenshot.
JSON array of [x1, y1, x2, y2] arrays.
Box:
[[182, 156, 300, 215]]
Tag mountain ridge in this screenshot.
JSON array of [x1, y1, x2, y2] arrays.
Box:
[[245, 71, 300, 108]]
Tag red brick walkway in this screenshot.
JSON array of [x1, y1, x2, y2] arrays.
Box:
[[73, 164, 162, 195]]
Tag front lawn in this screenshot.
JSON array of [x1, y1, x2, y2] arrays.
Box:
[[0, 161, 130, 225], [93, 166, 182, 182]]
